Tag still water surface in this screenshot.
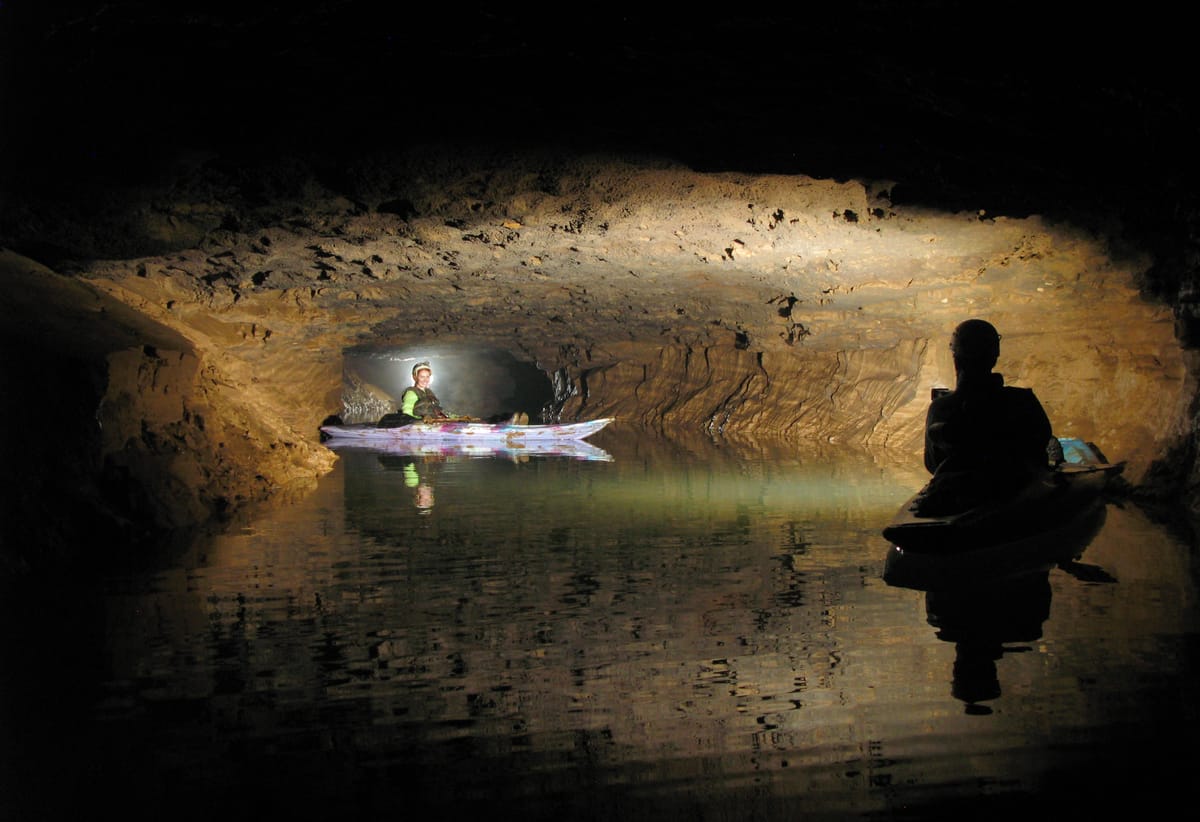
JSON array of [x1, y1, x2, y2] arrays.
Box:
[[5, 430, 1198, 819]]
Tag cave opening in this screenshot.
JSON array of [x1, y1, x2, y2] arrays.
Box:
[[340, 345, 558, 424]]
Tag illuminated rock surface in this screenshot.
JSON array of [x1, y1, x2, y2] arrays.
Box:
[[1, 3, 1195, 565]]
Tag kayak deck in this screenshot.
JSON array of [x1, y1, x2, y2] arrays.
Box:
[[881, 438, 1123, 555], [883, 497, 1109, 591]]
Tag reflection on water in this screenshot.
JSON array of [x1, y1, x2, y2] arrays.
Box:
[[907, 506, 1121, 715], [3, 431, 1198, 820], [926, 574, 1054, 712]]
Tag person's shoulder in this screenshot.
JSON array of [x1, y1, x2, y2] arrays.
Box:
[[1002, 384, 1040, 399], [1002, 384, 1047, 410]]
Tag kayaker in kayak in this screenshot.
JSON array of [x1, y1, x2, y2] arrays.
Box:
[[377, 361, 450, 427], [372, 360, 534, 428], [402, 362, 449, 420], [916, 319, 1054, 515]]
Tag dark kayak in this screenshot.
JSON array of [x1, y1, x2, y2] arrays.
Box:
[[882, 494, 1111, 592], [881, 438, 1123, 557]]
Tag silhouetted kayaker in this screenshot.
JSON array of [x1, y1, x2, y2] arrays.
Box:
[[918, 319, 1054, 515]]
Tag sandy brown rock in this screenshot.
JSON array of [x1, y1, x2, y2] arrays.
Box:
[[0, 249, 336, 545], [2, 151, 1189, 553]]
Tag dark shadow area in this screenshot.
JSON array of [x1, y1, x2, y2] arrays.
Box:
[[0, 257, 199, 576], [926, 573, 1053, 713], [0, 340, 111, 574], [886, 501, 1117, 714], [1, 3, 1193, 241]]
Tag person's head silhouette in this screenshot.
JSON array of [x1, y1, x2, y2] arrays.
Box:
[[950, 318, 1001, 374]]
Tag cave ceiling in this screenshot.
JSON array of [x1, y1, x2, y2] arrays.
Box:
[[2, 2, 1191, 226]]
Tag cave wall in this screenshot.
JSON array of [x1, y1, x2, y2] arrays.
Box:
[[556, 327, 1185, 482], [0, 251, 339, 572], [98, 344, 337, 527], [1, 153, 1194, 570]]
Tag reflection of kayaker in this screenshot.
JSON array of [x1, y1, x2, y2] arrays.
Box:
[[414, 482, 434, 512], [925, 573, 1052, 714], [377, 454, 437, 512], [400, 462, 433, 510]]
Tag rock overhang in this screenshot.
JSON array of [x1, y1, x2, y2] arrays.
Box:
[[59, 152, 1180, 465], [0, 147, 1189, 573]]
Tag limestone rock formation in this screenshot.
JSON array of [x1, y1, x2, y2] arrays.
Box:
[[2, 4, 1196, 571], [1, 149, 1189, 573]]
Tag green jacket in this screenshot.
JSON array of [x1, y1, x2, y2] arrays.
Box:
[[401, 386, 444, 419]]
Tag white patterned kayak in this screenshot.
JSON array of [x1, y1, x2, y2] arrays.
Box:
[[324, 438, 613, 462], [320, 417, 613, 445]]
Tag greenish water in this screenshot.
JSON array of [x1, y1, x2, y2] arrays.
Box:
[[4, 430, 1197, 820]]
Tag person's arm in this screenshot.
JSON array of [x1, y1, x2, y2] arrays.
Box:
[[924, 404, 946, 474], [1021, 389, 1054, 468], [925, 389, 965, 474]]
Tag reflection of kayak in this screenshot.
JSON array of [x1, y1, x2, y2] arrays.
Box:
[[325, 438, 614, 462], [321, 417, 613, 444], [881, 438, 1123, 556]]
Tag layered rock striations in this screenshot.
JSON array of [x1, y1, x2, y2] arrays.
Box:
[[0, 150, 1190, 568]]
